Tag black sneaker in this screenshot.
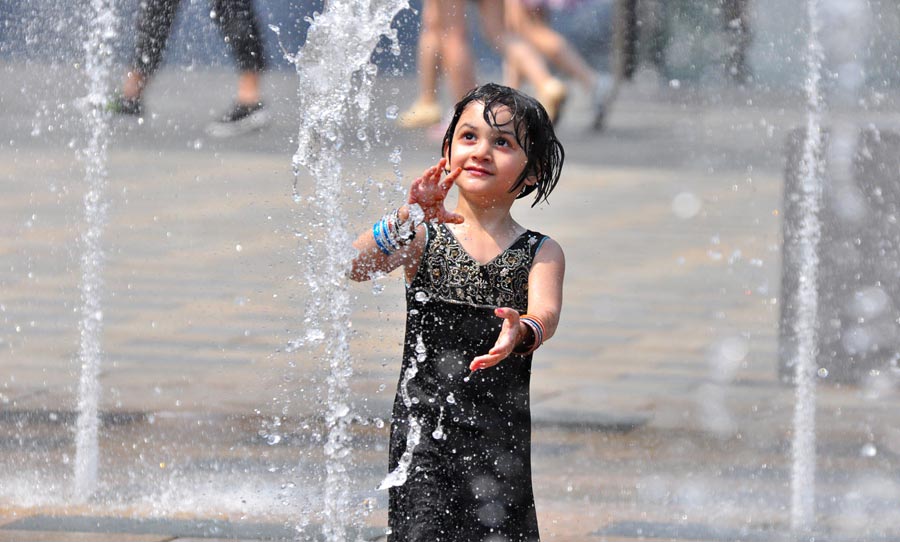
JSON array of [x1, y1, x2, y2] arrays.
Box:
[[107, 95, 143, 116], [205, 102, 269, 138]]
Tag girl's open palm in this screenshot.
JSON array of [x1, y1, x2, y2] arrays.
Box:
[[408, 158, 464, 224], [469, 308, 523, 372]]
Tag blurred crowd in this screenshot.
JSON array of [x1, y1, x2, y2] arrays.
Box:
[[105, 0, 753, 137]]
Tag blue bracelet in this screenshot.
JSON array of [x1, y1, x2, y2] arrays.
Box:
[[373, 220, 392, 256]]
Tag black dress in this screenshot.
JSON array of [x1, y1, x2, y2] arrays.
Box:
[[387, 222, 546, 542]]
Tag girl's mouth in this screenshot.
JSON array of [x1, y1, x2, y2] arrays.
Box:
[[464, 166, 492, 177]]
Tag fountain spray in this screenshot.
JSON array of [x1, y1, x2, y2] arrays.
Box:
[[72, 0, 117, 501], [285, 1, 407, 539], [790, 0, 825, 533]]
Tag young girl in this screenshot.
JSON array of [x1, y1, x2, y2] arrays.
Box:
[[350, 83, 565, 542]]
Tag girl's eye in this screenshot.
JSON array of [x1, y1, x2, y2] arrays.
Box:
[[462, 132, 476, 140], [496, 138, 509, 147]]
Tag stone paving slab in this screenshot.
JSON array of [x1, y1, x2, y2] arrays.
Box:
[[0, 531, 168, 542], [1, 516, 383, 542]]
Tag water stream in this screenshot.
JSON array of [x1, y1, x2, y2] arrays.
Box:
[[285, 1, 407, 538], [72, 0, 117, 501], [789, 0, 825, 533]]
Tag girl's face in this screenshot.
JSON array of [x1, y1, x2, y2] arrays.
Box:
[[444, 101, 534, 207]]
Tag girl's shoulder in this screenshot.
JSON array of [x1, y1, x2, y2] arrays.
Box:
[[529, 232, 564, 264]]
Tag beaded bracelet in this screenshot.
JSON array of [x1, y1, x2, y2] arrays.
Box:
[[513, 314, 546, 355], [372, 205, 423, 256]]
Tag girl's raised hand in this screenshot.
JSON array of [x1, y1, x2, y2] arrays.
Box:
[[469, 308, 522, 373], [408, 158, 464, 224]]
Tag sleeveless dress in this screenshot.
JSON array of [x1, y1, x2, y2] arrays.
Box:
[[388, 222, 547, 542]]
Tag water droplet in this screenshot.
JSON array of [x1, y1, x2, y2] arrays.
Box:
[[235, 244, 243, 252], [446, 393, 456, 404], [385, 105, 399, 119], [672, 192, 702, 219], [266, 434, 282, 445], [305, 328, 325, 344], [860, 443, 877, 457], [374, 418, 385, 428], [432, 428, 444, 440], [356, 128, 367, 141], [817, 367, 829, 378], [268, 24, 280, 35], [414, 291, 430, 303]]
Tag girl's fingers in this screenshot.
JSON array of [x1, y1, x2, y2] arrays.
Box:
[[494, 307, 520, 323], [446, 212, 465, 224], [469, 356, 498, 372], [441, 167, 462, 191]]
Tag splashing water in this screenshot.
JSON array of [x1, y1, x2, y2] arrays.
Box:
[[790, 0, 825, 533], [431, 406, 445, 440], [286, 0, 408, 538], [72, 0, 117, 501], [377, 334, 425, 490], [377, 417, 421, 491]]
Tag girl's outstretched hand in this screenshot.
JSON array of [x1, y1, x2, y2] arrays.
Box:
[[408, 158, 464, 224], [469, 308, 522, 372]]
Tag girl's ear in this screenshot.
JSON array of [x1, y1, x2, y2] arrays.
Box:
[[519, 173, 538, 194]]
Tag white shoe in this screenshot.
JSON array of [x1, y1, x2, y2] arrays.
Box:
[[206, 102, 270, 138]]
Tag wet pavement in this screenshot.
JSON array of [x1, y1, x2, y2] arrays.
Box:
[[2, 62, 900, 541]]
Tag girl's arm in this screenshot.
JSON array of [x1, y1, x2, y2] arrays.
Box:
[[348, 204, 423, 282], [349, 159, 463, 282], [469, 238, 565, 371]]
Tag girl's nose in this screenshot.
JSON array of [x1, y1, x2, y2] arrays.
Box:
[[471, 139, 491, 160]]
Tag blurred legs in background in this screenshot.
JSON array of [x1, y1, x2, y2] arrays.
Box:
[[505, 0, 617, 130], [399, 0, 567, 128], [111, 0, 269, 136], [612, 0, 752, 85]]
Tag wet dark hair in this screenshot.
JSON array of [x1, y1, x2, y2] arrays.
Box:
[[442, 83, 564, 206]]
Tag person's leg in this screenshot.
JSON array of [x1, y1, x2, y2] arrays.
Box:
[[478, 0, 566, 121], [509, 0, 596, 91], [125, 0, 181, 99], [211, 0, 266, 105], [501, 0, 524, 89], [417, 0, 441, 105], [640, 0, 668, 74], [437, 0, 477, 101], [236, 71, 261, 104], [721, 0, 751, 83], [612, 0, 638, 81], [398, 0, 444, 128]]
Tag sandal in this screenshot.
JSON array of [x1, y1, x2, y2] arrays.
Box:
[[397, 100, 442, 129]]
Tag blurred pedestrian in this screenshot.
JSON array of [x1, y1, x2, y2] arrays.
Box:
[[504, 0, 617, 130], [398, 0, 568, 129], [396, 0, 445, 129], [721, 0, 752, 83], [108, 0, 269, 137], [613, 0, 752, 84]]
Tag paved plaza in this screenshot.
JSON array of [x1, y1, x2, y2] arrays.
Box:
[[1, 62, 900, 541]]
